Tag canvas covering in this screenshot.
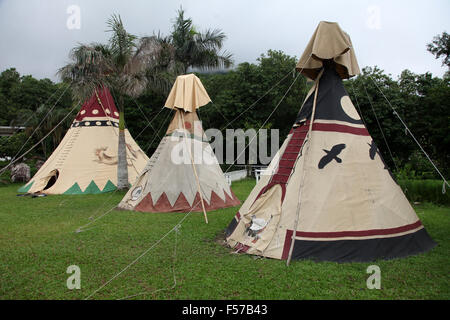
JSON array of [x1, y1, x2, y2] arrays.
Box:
[[226, 23, 435, 262], [164, 74, 212, 112], [296, 21, 360, 80], [118, 74, 240, 213]]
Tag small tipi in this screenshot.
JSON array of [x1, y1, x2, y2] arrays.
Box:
[[225, 21, 436, 262], [118, 74, 240, 215], [19, 86, 149, 195]]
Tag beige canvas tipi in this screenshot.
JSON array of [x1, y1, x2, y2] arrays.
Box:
[[18, 87, 149, 194], [225, 22, 436, 262], [118, 74, 240, 214]]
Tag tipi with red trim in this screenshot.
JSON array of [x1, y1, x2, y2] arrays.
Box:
[[18, 87, 149, 195], [118, 74, 240, 213], [225, 21, 436, 262]]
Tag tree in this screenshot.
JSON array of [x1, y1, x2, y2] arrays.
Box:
[[58, 14, 168, 190], [162, 7, 233, 74], [427, 31, 450, 70], [345, 66, 449, 178], [0, 69, 72, 160], [346, 67, 416, 171], [199, 50, 307, 169], [25, 98, 74, 158]]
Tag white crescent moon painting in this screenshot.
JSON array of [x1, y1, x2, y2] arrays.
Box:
[[340, 95, 361, 120]]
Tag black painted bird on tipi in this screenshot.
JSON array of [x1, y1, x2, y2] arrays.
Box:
[[318, 144, 346, 169], [368, 140, 378, 160]]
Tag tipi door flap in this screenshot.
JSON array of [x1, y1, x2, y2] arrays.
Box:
[[239, 184, 282, 253], [40, 169, 59, 191]]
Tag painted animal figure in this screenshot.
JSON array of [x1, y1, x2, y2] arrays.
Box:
[[318, 143, 346, 169], [368, 140, 378, 160]]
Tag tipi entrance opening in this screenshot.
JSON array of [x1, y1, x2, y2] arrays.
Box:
[[42, 169, 59, 191]]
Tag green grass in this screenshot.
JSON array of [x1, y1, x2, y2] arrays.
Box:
[[0, 179, 449, 300]]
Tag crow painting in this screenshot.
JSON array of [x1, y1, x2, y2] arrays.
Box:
[[318, 143, 346, 169], [368, 140, 378, 160], [367, 140, 397, 183]]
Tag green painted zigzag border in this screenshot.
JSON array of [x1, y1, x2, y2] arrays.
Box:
[[63, 180, 117, 195], [18, 181, 34, 193], [18, 179, 118, 195]]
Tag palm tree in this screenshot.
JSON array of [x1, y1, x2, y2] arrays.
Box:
[[165, 7, 233, 74], [58, 14, 169, 190]]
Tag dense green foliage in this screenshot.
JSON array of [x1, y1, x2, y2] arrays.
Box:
[[1, 22, 449, 182], [198, 57, 449, 178], [427, 31, 450, 71], [0, 68, 73, 160], [200, 50, 307, 137], [0, 68, 72, 127], [345, 67, 450, 177], [1, 52, 449, 180], [399, 180, 450, 206], [0, 179, 448, 299]]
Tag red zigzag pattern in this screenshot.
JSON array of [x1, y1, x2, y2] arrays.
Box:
[[135, 189, 240, 213]]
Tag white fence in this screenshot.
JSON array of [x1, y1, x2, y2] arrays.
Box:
[[224, 169, 247, 185], [224, 167, 272, 185], [254, 166, 270, 183]]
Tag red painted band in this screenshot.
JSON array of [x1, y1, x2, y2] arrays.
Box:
[[293, 220, 423, 238], [312, 123, 369, 136]]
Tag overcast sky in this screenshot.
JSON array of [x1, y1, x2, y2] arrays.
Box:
[[0, 0, 449, 82]]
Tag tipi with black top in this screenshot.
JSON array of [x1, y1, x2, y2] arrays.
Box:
[[225, 21, 436, 262]]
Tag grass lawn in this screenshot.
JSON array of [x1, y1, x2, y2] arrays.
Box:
[[0, 179, 448, 300]]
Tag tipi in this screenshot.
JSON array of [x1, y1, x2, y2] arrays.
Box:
[[118, 74, 240, 216], [18, 86, 149, 195], [225, 21, 436, 262]]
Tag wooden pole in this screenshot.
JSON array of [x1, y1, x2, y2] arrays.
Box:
[[286, 69, 323, 266], [180, 111, 208, 224]]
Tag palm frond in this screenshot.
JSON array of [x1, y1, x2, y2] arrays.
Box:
[[57, 43, 113, 101], [106, 14, 137, 69], [167, 7, 233, 72], [197, 28, 227, 50]]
